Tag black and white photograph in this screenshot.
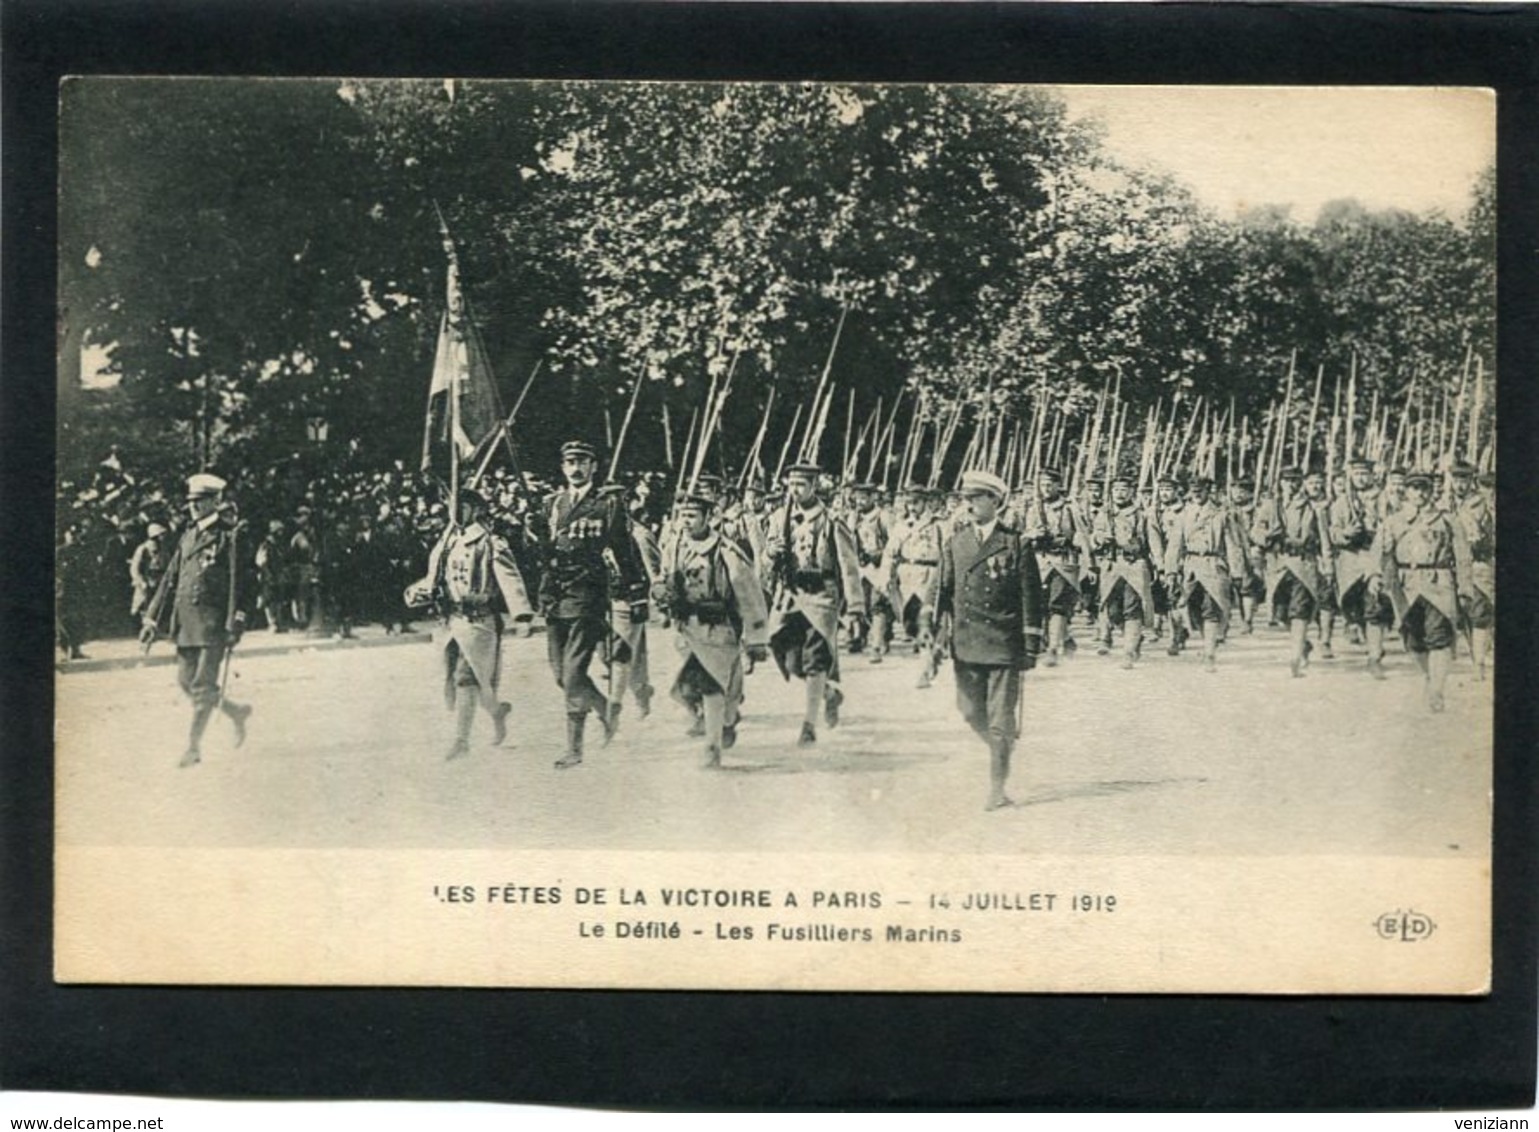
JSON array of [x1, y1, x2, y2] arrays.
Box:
[[52, 77, 1497, 994]]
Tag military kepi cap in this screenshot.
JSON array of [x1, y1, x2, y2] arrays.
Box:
[[1404, 470, 1433, 489], [785, 462, 821, 479], [675, 491, 715, 512], [959, 469, 1009, 500], [1450, 460, 1477, 478], [560, 440, 598, 461], [185, 473, 227, 499]]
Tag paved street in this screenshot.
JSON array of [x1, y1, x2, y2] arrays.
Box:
[[55, 622, 1492, 858]]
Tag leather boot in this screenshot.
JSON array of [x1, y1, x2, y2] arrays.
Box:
[[555, 713, 585, 769]]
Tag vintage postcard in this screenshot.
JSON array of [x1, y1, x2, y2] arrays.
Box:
[[54, 79, 1495, 992]]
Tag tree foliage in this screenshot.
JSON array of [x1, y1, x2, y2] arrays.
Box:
[[59, 78, 1495, 485]]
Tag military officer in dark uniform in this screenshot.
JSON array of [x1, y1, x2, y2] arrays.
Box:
[[927, 469, 1045, 811], [138, 474, 253, 768], [539, 440, 650, 769]]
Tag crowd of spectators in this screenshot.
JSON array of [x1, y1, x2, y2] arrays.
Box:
[[54, 448, 556, 657]]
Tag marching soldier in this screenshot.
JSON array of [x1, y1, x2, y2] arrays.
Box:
[[653, 491, 771, 767], [1224, 476, 1263, 634], [851, 482, 896, 663], [1450, 463, 1494, 678], [1022, 467, 1092, 666], [1379, 465, 1408, 521], [1162, 475, 1248, 673], [1329, 457, 1395, 679], [1303, 468, 1339, 659], [885, 484, 947, 688], [1080, 476, 1108, 650], [599, 483, 661, 720], [927, 469, 1044, 811], [1265, 467, 1331, 678], [765, 462, 866, 748], [1149, 472, 1187, 650], [138, 473, 254, 768], [1367, 470, 1475, 712], [406, 485, 533, 760], [539, 440, 650, 769], [1091, 470, 1158, 669]]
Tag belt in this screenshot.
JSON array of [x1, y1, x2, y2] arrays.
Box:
[[1185, 551, 1220, 559], [1401, 562, 1451, 571], [904, 559, 939, 567]]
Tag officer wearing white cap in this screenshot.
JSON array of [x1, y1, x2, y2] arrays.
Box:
[[927, 468, 1044, 810], [138, 473, 253, 767]]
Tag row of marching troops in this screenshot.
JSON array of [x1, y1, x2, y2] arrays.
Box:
[[139, 445, 1494, 808]]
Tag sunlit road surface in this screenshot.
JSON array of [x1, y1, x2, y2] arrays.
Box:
[[56, 623, 1492, 858]]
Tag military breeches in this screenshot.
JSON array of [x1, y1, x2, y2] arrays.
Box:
[[863, 581, 894, 619], [1043, 573, 1079, 617], [1272, 573, 1317, 622], [953, 661, 1020, 742], [1401, 597, 1455, 653], [771, 611, 835, 680], [1103, 578, 1144, 624], [176, 642, 228, 710], [547, 614, 609, 716], [1339, 579, 1395, 629], [674, 654, 725, 701], [1183, 583, 1223, 626]]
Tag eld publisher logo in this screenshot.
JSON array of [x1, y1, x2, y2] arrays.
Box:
[[1374, 909, 1437, 942]]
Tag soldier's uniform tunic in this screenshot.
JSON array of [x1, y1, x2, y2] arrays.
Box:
[[764, 499, 865, 687], [1163, 494, 1248, 666], [1092, 497, 1158, 664], [852, 502, 896, 656], [1370, 502, 1473, 655], [1024, 493, 1091, 615], [418, 517, 534, 714], [1329, 485, 1396, 631], [655, 526, 771, 759], [1268, 494, 1329, 623], [886, 507, 944, 639], [1452, 490, 1494, 630]]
